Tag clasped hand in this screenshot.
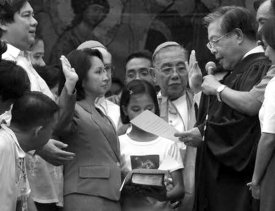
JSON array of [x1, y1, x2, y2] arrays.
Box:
[[201, 75, 221, 95]]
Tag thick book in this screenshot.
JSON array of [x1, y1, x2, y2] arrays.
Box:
[[120, 169, 168, 198]]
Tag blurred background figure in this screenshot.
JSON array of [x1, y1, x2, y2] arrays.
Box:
[[29, 34, 46, 67], [49, 0, 110, 65]]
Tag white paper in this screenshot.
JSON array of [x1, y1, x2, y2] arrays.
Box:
[[130, 110, 179, 142]]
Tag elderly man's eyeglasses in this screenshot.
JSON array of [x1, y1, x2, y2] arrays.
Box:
[[157, 64, 187, 76], [206, 31, 233, 51]]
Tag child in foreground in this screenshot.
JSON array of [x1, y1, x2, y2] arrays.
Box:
[[119, 80, 184, 211], [0, 91, 59, 211]]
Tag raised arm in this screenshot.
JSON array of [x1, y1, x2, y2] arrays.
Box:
[[36, 56, 78, 166], [54, 55, 78, 136]]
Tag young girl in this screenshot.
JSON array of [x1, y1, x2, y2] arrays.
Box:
[[119, 80, 184, 211]]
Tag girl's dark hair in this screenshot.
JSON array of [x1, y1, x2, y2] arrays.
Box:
[[66, 48, 103, 101], [262, 17, 275, 50], [120, 80, 160, 124]]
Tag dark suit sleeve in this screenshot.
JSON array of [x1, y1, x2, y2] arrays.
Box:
[[53, 86, 77, 139]]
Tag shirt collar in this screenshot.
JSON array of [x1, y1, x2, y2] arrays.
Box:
[[1, 124, 25, 158], [243, 45, 264, 59], [4, 43, 22, 59]]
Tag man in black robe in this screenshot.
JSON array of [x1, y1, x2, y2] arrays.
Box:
[[176, 6, 270, 211]]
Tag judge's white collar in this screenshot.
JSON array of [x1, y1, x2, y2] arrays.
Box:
[[243, 45, 264, 59]]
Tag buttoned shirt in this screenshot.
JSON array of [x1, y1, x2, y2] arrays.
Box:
[[0, 124, 30, 211]]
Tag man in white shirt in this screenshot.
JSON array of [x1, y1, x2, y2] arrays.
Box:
[[0, 92, 59, 211], [0, 0, 75, 166], [0, 1, 76, 210]]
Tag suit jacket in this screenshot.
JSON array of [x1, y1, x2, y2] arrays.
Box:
[[56, 93, 121, 201]]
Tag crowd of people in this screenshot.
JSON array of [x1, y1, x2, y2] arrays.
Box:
[[1, 0, 275, 211]]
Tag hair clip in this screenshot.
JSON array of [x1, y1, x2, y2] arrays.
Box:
[[129, 89, 133, 95]]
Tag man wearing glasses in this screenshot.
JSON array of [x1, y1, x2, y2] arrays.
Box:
[[177, 6, 270, 211], [152, 41, 198, 211], [125, 50, 155, 85]]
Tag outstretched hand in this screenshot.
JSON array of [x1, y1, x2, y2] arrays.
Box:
[[60, 55, 78, 94], [37, 139, 75, 166], [175, 127, 203, 147], [186, 50, 202, 94]]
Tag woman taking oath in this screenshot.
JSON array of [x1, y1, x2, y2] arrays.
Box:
[[57, 49, 121, 211]]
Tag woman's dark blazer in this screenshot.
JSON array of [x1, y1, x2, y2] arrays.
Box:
[[57, 92, 121, 201]]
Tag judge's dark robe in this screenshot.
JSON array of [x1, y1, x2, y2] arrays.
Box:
[[194, 53, 271, 211]]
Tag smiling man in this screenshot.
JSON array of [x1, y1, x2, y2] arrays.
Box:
[[0, 1, 76, 210]]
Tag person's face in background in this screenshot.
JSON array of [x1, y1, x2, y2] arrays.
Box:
[[125, 58, 155, 85], [82, 3, 107, 28], [1, 2, 37, 51], [256, 0, 272, 33], [95, 48, 112, 95], [83, 56, 109, 97], [30, 39, 45, 66], [123, 93, 156, 121], [207, 18, 242, 70], [154, 46, 188, 100]]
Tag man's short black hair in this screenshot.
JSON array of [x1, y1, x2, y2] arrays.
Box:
[[11, 91, 59, 130], [125, 50, 152, 67], [203, 6, 257, 41], [0, 0, 28, 37], [0, 60, 30, 102]]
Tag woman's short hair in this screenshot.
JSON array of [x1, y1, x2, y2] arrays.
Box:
[[120, 80, 160, 124], [66, 48, 103, 101], [262, 17, 275, 49], [0, 60, 30, 102]]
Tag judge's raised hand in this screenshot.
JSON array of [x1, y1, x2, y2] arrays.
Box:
[[201, 75, 222, 95], [185, 50, 202, 94], [37, 139, 75, 166], [60, 55, 78, 94], [175, 127, 202, 147]]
